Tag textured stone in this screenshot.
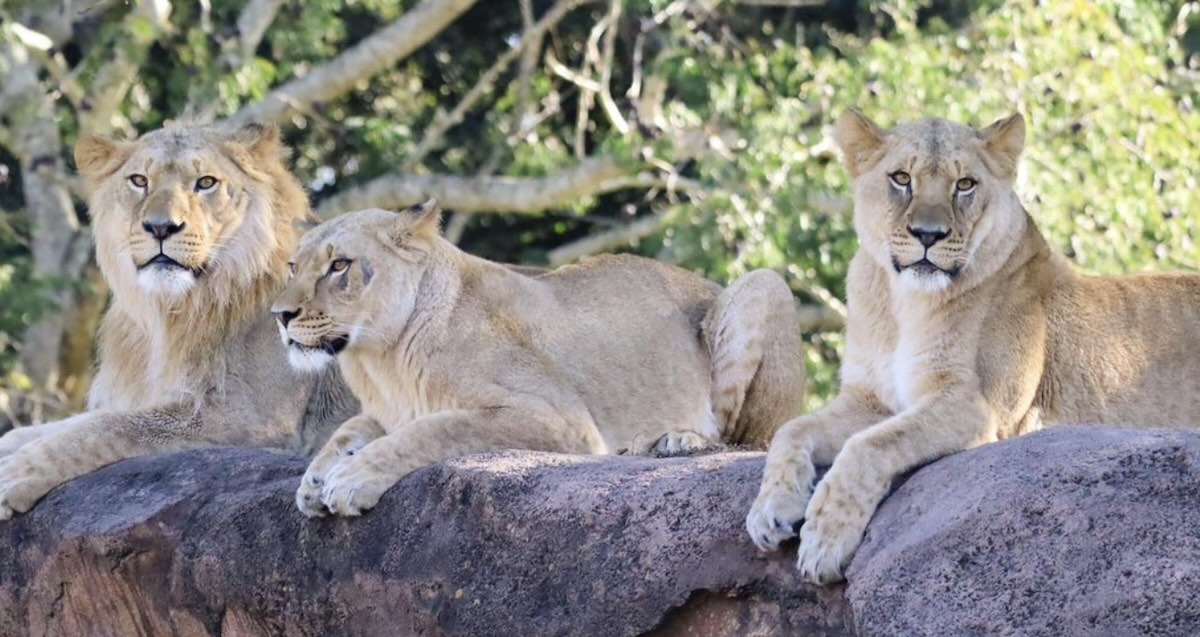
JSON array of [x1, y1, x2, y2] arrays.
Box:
[[848, 426, 1200, 637], [0, 448, 848, 637], [4, 426, 1199, 636]]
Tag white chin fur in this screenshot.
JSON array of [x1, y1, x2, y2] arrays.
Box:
[[898, 268, 953, 294], [137, 267, 196, 297], [288, 346, 336, 372]]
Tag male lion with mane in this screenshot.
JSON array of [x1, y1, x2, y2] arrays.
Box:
[[0, 120, 357, 518], [271, 201, 806, 517], [747, 110, 1200, 585]]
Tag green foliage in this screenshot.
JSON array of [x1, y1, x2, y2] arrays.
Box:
[[0, 195, 55, 379], [3, 0, 1200, 408], [647, 0, 1200, 407]]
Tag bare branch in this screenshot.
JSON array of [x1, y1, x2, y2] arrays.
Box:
[[732, 0, 825, 5], [596, 0, 629, 134], [443, 0, 584, 246], [77, 0, 175, 135], [229, 0, 481, 126], [22, 44, 84, 110], [316, 155, 637, 218], [546, 51, 604, 92], [0, 39, 93, 389], [782, 263, 848, 333], [228, 0, 285, 68], [8, 22, 53, 51], [13, 0, 119, 48], [795, 304, 845, 332], [408, 0, 591, 167], [508, 0, 542, 140], [547, 213, 664, 266]]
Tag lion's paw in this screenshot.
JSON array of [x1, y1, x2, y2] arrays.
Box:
[[319, 458, 396, 517], [0, 427, 42, 458], [795, 478, 870, 585], [0, 454, 53, 520], [295, 471, 330, 518], [745, 482, 810, 552], [652, 430, 713, 456]]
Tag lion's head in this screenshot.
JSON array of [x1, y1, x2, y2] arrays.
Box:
[[74, 120, 309, 305], [833, 110, 1027, 293], [271, 201, 443, 372]]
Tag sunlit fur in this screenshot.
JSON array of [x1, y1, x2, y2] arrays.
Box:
[[136, 266, 196, 298], [273, 203, 808, 517], [78, 120, 311, 410], [750, 110, 1200, 586], [0, 120, 359, 521]]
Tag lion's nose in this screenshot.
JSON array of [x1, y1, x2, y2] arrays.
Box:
[[908, 225, 949, 248], [274, 308, 300, 328], [143, 219, 185, 241]]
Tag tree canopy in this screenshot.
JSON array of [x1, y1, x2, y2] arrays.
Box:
[[1, 0, 1198, 424]]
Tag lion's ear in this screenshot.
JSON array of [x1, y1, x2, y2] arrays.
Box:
[[385, 199, 443, 245], [74, 135, 129, 182], [408, 198, 442, 238], [292, 216, 320, 233], [979, 113, 1025, 180], [833, 110, 886, 178], [227, 121, 281, 161]]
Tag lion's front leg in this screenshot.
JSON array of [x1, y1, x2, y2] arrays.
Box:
[[296, 414, 384, 517], [0, 452, 62, 519], [320, 406, 602, 516], [794, 392, 993, 584], [793, 456, 884, 585], [0, 414, 89, 458], [746, 389, 887, 552], [0, 408, 199, 518]]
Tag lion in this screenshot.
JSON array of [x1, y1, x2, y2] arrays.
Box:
[[270, 201, 806, 517], [0, 120, 358, 519], [746, 110, 1200, 585]]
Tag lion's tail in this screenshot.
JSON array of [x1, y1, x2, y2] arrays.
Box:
[[704, 270, 806, 448]]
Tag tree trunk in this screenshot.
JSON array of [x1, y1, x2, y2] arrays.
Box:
[[2, 44, 93, 408]]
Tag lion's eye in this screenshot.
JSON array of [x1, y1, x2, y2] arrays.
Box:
[[329, 258, 352, 274], [889, 171, 912, 189], [955, 177, 977, 193], [128, 174, 148, 189], [195, 176, 219, 192], [287, 262, 296, 277]]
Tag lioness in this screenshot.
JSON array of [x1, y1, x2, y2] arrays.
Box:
[[0, 120, 357, 519], [747, 111, 1200, 585], [271, 201, 806, 517]]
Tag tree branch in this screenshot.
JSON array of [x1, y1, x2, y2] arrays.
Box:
[[76, 0, 174, 135], [407, 0, 591, 167], [225, 0, 285, 69], [595, 0, 629, 134], [546, 51, 604, 92], [508, 0, 542, 143], [0, 40, 92, 391], [442, 0, 588, 245], [547, 213, 664, 266], [795, 304, 845, 332], [316, 155, 636, 218], [229, 0, 481, 126], [13, 0, 119, 48]]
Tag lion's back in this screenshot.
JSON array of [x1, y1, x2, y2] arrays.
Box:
[[526, 254, 721, 447]]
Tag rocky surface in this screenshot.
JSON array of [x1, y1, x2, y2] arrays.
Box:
[[0, 448, 849, 637], [848, 426, 1200, 637], [1, 426, 1198, 636]]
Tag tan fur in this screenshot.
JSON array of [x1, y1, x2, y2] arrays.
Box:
[[747, 111, 1200, 585], [0, 121, 357, 519], [271, 202, 806, 516]]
